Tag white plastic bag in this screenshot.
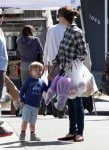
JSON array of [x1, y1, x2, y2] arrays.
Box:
[[80, 62, 98, 97], [82, 75, 98, 97], [65, 59, 98, 98]]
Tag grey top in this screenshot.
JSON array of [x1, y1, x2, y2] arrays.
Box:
[[16, 35, 43, 71]]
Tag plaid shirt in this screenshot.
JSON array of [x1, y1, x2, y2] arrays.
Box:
[[53, 24, 87, 68]]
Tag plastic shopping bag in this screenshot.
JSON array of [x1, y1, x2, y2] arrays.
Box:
[[65, 60, 87, 98], [79, 62, 98, 97], [54, 76, 72, 110], [44, 74, 61, 105], [82, 74, 98, 97], [65, 59, 98, 98]]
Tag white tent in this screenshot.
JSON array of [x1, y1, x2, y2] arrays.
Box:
[[0, 0, 80, 10]]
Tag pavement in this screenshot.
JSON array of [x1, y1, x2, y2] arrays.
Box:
[[0, 96, 109, 150]]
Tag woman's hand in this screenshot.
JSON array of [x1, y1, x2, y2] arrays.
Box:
[[48, 72, 53, 81], [47, 63, 59, 81], [44, 65, 48, 71]]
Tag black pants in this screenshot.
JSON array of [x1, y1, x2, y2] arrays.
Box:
[[82, 96, 93, 112], [0, 70, 5, 99]]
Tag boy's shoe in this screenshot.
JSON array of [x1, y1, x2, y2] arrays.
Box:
[[19, 132, 26, 141], [0, 126, 13, 137], [30, 134, 41, 141]]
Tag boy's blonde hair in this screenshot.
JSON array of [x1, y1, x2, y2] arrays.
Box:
[[29, 61, 44, 73]]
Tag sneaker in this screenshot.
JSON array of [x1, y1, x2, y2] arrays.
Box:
[[58, 134, 75, 141], [19, 132, 26, 141], [0, 126, 13, 137], [30, 134, 41, 141]]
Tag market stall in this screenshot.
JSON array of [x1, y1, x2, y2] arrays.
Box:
[[0, 0, 81, 83], [0, 0, 81, 114], [0, 0, 80, 9]]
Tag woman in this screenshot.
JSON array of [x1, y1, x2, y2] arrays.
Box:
[[16, 25, 43, 84], [43, 6, 74, 118], [48, 8, 87, 142]]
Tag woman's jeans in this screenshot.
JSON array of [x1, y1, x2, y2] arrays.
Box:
[[67, 97, 84, 135]]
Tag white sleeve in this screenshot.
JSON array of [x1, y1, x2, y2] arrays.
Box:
[[84, 43, 92, 71], [43, 29, 50, 65]]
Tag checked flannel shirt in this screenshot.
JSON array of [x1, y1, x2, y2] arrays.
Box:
[[53, 24, 87, 68]]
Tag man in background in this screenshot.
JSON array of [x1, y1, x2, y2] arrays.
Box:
[[0, 8, 13, 137]]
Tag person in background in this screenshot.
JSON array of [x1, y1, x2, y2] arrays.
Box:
[[0, 9, 13, 137], [16, 25, 43, 84], [82, 43, 93, 113], [43, 6, 75, 118], [5, 75, 22, 116], [48, 8, 87, 142], [19, 61, 50, 141]]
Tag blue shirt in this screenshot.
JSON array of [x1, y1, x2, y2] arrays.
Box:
[[20, 77, 49, 108], [0, 28, 8, 71]]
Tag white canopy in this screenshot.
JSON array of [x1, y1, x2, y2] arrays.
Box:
[[0, 0, 80, 10]]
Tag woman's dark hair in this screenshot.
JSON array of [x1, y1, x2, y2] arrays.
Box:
[[22, 25, 36, 37], [58, 6, 79, 24]]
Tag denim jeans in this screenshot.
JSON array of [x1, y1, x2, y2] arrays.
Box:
[[67, 97, 84, 135]]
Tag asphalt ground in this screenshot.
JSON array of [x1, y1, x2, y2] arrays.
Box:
[[0, 95, 109, 150], [0, 114, 109, 150]]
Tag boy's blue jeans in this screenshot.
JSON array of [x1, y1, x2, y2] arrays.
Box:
[[67, 97, 84, 135]]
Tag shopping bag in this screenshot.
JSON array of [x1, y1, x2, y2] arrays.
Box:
[[45, 69, 70, 106], [65, 59, 98, 98], [82, 75, 98, 97], [44, 74, 61, 105], [65, 60, 87, 98], [79, 62, 98, 97], [54, 76, 72, 110]]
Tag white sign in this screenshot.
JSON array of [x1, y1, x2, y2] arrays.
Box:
[[0, 0, 80, 10], [89, 14, 101, 25]]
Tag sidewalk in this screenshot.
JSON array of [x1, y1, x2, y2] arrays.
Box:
[[94, 94, 109, 101], [0, 114, 109, 150], [93, 95, 109, 115]]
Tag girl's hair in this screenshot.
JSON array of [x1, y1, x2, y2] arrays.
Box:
[[58, 6, 79, 24], [22, 25, 36, 37], [29, 61, 44, 73]]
